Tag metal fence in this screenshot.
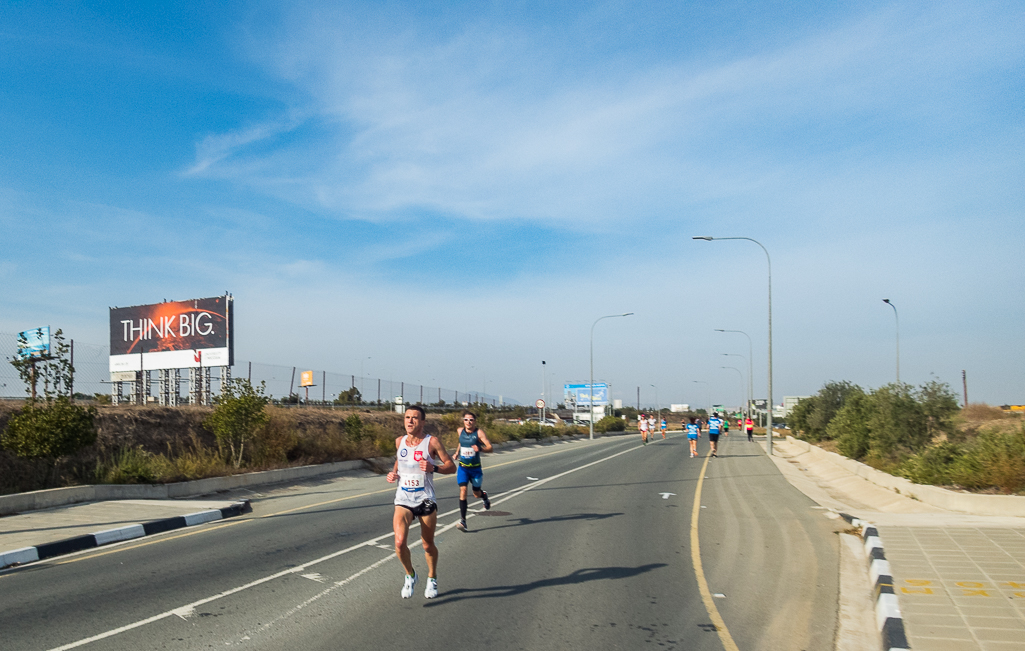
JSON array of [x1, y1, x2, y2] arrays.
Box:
[[0, 332, 514, 407]]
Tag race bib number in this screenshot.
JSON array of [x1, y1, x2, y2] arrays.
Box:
[[401, 472, 426, 492], [459, 446, 476, 459]]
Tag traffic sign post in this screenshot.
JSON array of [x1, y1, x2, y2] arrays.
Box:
[[536, 398, 546, 424]]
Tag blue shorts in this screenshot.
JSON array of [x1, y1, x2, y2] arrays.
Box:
[[456, 464, 484, 489], [688, 433, 698, 440]]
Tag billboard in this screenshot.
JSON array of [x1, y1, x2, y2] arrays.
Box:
[[300, 371, 314, 387], [17, 326, 51, 360], [109, 295, 233, 372], [564, 383, 609, 408]]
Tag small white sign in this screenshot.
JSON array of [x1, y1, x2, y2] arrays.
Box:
[[535, 399, 545, 409]]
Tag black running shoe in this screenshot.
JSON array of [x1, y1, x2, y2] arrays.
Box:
[[481, 491, 491, 510]]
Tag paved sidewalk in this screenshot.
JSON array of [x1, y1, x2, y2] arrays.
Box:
[[0, 499, 245, 561], [769, 438, 1025, 651]]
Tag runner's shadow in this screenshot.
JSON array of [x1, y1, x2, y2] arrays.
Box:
[[471, 512, 623, 532], [423, 563, 667, 606]]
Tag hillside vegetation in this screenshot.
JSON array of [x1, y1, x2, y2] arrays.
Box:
[[0, 401, 584, 495], [789, 381, 1025, 494]]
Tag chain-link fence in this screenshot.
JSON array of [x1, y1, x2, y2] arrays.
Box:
[[0, 332, 514, 407]]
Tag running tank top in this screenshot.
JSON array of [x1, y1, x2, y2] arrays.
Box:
[[708, 418, 722, 434], [394, 435, 437, 507], [457, 429, 481, 468]]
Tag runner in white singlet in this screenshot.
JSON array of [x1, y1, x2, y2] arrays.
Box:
[[639, 414, 650, 445], [386, 405, 455, 599]]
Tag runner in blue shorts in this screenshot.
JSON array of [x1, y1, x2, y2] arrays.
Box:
[[686, 417, 700, 457], [455, 410, 493, 531]]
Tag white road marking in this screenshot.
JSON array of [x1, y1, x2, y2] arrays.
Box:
[[659, 493, 676, 500], [526, 476, 539, 481], [300, 573, 326, 583], [47, 438, 645, 651]]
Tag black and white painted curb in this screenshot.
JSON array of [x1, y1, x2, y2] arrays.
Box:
[[0, 500, 251, 570], [840, 512, 911, 651]]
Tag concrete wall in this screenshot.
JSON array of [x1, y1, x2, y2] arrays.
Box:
[[786, 436, 1025, 517]]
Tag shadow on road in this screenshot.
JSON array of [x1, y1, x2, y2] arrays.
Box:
[[468, 511, 623, 533], [424, 563, 668, 606]]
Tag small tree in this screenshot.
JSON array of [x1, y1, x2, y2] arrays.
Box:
[[204, 379, 270, 468], [335, 387, 362, 405], [3, 328, 97, 486]]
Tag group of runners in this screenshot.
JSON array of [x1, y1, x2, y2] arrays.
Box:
[[637, 413, 668, 444], [385, 406, 493, 600], [387, 403, 759, 600]]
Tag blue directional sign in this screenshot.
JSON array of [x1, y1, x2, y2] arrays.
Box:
[[564, 383, 609, 407], [17, 326, 51, 360]]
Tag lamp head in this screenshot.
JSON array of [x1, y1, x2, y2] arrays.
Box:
[[883, 298, 891, 304], [692, 236, 713, 241]]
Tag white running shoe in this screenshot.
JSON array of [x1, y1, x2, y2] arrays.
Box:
[[424, 577, 438, 599], [401, 572, 417, 598], [456, 518, 467, 531]]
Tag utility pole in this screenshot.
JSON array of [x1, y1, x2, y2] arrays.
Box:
[[962, 370, 968, 407]]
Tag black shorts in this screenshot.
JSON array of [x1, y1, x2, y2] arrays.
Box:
[[709, 434, 720, 442], [398, 500, 437, 517]]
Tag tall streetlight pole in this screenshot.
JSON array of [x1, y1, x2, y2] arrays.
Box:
[[695, 236, 774, 454], [716, 329, 753, 421], [590, 313, 634, 440], [882, 299, 900, 385], [541, 360, 546, 423], [692, 380, 710, 416], [721, 356, 747, 417], [650, 384, 659, 424]]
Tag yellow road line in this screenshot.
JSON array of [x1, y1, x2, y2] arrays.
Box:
[[690, 452, 741, 651], [40, 438, 600, 567]]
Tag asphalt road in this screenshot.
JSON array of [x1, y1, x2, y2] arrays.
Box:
[[0, 432, 843, 651]]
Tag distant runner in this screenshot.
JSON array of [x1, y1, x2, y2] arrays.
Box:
[[639, 414, 650, 445], [660, 417, 667, 439], [455, 410, 493, 532], [745, 417, 754, 442], [386, 405, 455, 599], [707, 412, 723, 457], [686, 417, 700, 457]]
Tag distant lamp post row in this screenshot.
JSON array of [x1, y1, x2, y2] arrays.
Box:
[[716, 329, 753, 422], [590, 313, 633, 440], [694, 236, 774, 455]]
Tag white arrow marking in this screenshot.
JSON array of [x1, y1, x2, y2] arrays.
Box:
[[659, 493, 676, 500], [301, 573, 326, 583], [527, 477, 539, 481]]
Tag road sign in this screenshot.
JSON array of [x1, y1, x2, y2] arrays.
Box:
[[535, 399, 545, 409]]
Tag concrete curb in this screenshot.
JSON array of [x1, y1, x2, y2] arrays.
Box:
[[786, 436, 1025, 517], [0, 500, 251, 570], [839, 512, 910, 651]]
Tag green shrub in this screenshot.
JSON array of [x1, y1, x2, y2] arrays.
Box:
[[95, 447, 159, 484], [345, 413, 365, 442], [831, 393, 872, 460], [2, 397, 97, 460], [790, 381, 863, 442], [898, 442, 963, 486], [963, 426, 1025, 494], [595, 415, 625, 433]]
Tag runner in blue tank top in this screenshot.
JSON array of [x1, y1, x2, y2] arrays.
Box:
[[455, 410, 493, 532], [686, 417, 700, 458], [707, 413, 723, 457]]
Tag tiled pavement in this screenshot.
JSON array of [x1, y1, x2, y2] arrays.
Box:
[[881, 526, 1025, 651]]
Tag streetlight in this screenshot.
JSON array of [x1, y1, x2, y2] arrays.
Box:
[[590, 313, 634, 440], [650, 384, 660, 424], [541, 360, 546, 423], [882, 299, 900, 384], [695, 236, 774, 454], [721, 353, 748, 419], [716, 329, 754, 422], [720, 367, 745, 415], [692, 380, 710, 415]]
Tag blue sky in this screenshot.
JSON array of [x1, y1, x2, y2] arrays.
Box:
[[1, 0, 1022, 407]]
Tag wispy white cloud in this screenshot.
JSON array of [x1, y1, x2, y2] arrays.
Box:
[[186, 1, 1023, 233]]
